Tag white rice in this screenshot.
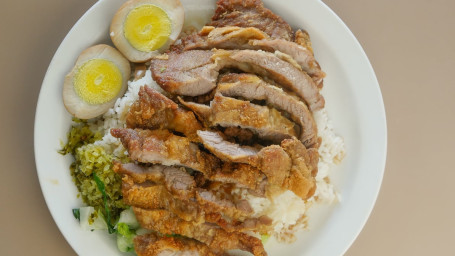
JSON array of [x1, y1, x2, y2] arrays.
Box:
[[90, 70, 345, 242]]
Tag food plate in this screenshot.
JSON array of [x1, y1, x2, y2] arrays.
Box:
[[34, 0, 387, 255]]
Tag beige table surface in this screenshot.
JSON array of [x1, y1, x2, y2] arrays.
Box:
[[1, 0, 454, 255]]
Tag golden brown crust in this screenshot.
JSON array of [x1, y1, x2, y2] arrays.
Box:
[[126, 86, 202, 141], [134, 233, 218, 256], [133, 208, 267, 256]]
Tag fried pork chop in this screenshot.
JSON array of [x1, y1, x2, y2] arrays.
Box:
[[182, 26, 325, 87], [133, 208, 268, 256], [151, 49, 324, 110], [180, 94, 297, 143], [126, 86, 202, 141], [197, 130, 317, 200], [111, 129, 219, 176], [134, 233, 217, 256], [217, 73, 319, 147]]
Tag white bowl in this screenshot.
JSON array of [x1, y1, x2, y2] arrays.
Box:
[[34, 0, 387, 255]]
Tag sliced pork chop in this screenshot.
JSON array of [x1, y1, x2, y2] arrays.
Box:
[[196, 130, 317, 200], [210, 0, 292, 41], [180, 94, 297, 143], [121, 176, 203, 223], [218, 73, 318, 147], [151, 49, 324, 110], [150, 50, 218, 96], [182, 26, 324, 87], [196, 130, 259, 163], [126, 86, 202, 141], [213, 162, 266, 191], [113, 162, 195, 200], [110, 129, 220, 176], [134, 233, 217, 256], [121, 170, 268, 229], [249, 39, 325, 88], [220, 50, 324, 110], [133, 208, 267, 256]]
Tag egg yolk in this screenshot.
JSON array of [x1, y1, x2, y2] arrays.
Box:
[[124, 5, 171, 52], [74, 59, 123, 105]]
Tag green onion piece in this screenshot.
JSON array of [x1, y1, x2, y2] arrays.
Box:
[[93, 173, 115, 233], [72, 208, 80, 221]]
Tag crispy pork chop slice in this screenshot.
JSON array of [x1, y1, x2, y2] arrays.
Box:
[[126, 86, 202, 141], [196, 130, 259, 163], [133, 208, 267, 256], [110, 129, 220, 176], [151, 49, 324, 110], [182, 26, 324, 87], [180, 94, 297, 143], [210, 0, 292, 41], [121, 176, 203, 223], [134, 233, 217, 256], [151, 50, 219, 96], [197, 130, 317, 200], [220, 49, 324, 111], [113, 162, 195, 200], [249, 39, 325, 88], [113, 138, 265, 192], [120, 168, 269, 229], [218, 73, 318, 147]]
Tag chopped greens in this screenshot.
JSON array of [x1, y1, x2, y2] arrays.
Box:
[[93, 173, 115, 234]]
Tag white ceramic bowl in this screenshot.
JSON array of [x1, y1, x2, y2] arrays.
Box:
[[34, 0, 387, 255]]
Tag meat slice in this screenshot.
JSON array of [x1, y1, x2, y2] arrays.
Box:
[[112, 131, 266, 192], [126, 86, 202, 141], [151, 50, 218, 96], [281, 137, 318, 199], [151, 49, 324, 110], [218, 73, 318, 147], [249, 39, 325, 88], [210, 0, 292, 41], [113, 162, 195, 200], [110, 129, 220, 176], [121, 175, 203, 223], [197, 130, 259, 163], [196, 130, 317, 200], [134, 233, 217, 256], [220, 49, 324, 111], [120, 167, 269, 229], [196, 189, 253, 220], [183, 26, 269, 51], [113, 162, 164, 184], [212, 162, 265, 191], [180, 94, 297, 143], [133, 208, 267, 256], [182, 26, 324, 87]]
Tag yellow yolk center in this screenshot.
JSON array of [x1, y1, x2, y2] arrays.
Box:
[[74, 59, 123, 105], [124, 5, 171, 52]]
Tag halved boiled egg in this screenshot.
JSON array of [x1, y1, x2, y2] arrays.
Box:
[[110, 0, 184, 63], [63, 44, 131, 119]]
